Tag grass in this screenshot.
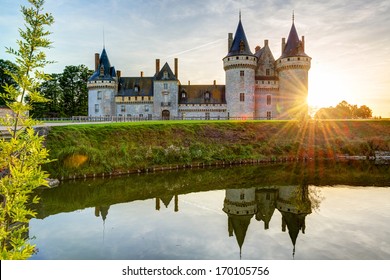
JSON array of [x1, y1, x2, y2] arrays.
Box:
[[43, 119, 390, 178]]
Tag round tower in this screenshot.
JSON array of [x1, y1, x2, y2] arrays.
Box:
[[275, 18, 311, 120], [87, 48, 118, 117], [223, 16, 257, 119]]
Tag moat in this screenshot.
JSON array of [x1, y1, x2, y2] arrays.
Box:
[[29, 162, 390, 260]]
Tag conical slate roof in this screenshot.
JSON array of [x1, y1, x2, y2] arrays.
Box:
[[88, 48, 116, 81], [280, 23, 308, 58], [226, 18, 253, 56]]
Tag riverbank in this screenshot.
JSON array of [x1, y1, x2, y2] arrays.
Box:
[[43, 120, 390, 179]]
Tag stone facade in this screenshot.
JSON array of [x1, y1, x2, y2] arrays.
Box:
[[87, 16, 310, 120]]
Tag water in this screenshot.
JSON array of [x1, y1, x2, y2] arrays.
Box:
[[29, 162, 390, 260]]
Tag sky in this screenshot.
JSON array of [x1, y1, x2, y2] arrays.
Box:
[[1, 0, 389, 117]]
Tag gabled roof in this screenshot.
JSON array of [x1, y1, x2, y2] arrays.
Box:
[[179, 84, 226, 104], [226, 18, 253, 57], [88, 48, 116, 81], [155, 62, 177, 81], [254, 43, 276, 78], [280, 23, 308, 58]]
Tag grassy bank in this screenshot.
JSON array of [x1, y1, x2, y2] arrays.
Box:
[[44, 120, 390, 178]]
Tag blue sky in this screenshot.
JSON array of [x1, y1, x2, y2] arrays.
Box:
[[1, 0, 389, 117]]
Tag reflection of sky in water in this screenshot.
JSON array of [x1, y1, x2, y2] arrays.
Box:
[[29, 186, 390, 260]]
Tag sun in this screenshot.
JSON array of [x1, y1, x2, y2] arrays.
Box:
[[308, 65, 354, 111]]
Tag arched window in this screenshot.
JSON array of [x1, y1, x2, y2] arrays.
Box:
[[181, 90, 187, 100]]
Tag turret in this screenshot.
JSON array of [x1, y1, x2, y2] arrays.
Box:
[[223, 15, 257, 119], [87, 48, 118, 117], [223, 188, 256, 258], [275, 16, 311, 120]]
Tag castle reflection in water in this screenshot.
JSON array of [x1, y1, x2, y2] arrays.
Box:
[[94, 184, 314, 257]]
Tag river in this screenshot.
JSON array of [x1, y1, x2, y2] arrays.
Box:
[[29, 161, 390, 260]]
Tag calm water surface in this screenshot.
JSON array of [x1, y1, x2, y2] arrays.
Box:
[[29, 162, 390, 260]]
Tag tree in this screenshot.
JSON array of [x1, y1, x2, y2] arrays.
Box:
[[356, 105, 372, 119], [58, 65, 92, 116], [314, 101, 373, 119], [0, 0, 54, 260], [30, 73, 62, 118], [30, 65, 92, 118], [0, 59, 19, 106]]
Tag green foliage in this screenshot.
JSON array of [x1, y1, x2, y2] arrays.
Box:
[[314, 100, 373, 119], [0, 0, 53, 260], [0, 59, 19, 106], [30, 65, 93, 118]]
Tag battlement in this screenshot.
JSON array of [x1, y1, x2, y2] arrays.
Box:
[[87, 80, 118, 89]]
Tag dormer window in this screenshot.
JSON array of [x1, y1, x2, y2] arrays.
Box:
[[181, 90, 187, 100], [163, 71, 168, 79], [99, 65, 104, 76], [239, 40, 245, 52], [204, 91, 210, 102], [134, 85, 139, 93]]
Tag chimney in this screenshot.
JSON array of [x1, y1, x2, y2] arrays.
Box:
[[94, 53, 100, 71], [116, 70, 121, 79], [228, 33, 233, 51], [255, 46, 260, 52], [213, 80, 216, 86], [301, 36, 305, 52], [264, 39, 269, 47], [140, 71, 144, 77], [155, 59, 160, 75], [188, 80, 190, 85], [174, 58, 178, 79], [282, 38, 286, 54]]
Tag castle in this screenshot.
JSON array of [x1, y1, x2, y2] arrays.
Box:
[[87, 15, 311, 120]]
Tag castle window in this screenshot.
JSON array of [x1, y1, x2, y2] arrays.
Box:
[[205, 112, 210, 120], [134, 86, 139, 93], [240, 193, 245, 200], [95, 104, 99, 113], [287, 58, 290, 61], [163, 71, 168, 79], [266, 69, 270, 76], [99, 65, 104, 76], [267, 111, 272, 120], [246, 56, 248, 60], [240, 70, 244, 77], [267, 95, 271, 105], [163, 83, 168, 90], [204, 91, 210, 102], [181, 90, 187, 100], [97, 91, 102, 100], [121, 105, 126, 112], [239, 40, 245, 52], [298, 57, 301, 61], [240, 93, 245, 102]]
